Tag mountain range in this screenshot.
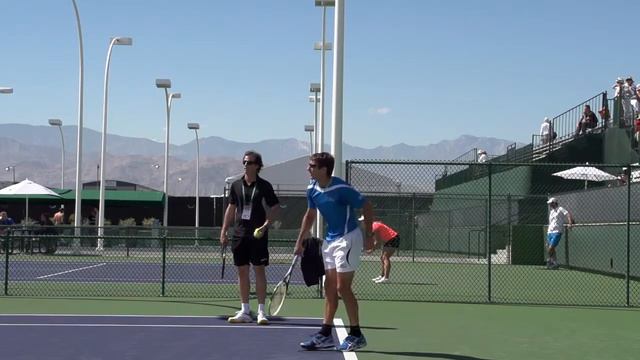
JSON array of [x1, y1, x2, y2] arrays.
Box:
[[0, 123, 521, 195]]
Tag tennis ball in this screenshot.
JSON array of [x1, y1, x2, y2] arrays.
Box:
[[253, 228, 264, 239]]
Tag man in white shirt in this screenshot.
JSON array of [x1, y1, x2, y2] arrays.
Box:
[[546, 197, 574, 269], [540, 117, 554, 144], [477, 150, 488, 163]]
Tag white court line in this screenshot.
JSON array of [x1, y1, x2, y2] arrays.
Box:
[[0, 314, 323, 320], [36, 263, 107, 279], [0, 323, 318, 329], [334, 318, 358, 360]]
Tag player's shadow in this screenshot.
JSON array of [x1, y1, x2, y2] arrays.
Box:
[[359, 350, 492, 359]]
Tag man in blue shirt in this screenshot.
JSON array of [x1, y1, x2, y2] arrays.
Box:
[[294, 152, 374, 352]]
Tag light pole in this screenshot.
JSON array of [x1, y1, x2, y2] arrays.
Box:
[[188, 122, 200, 243], [71, 0, 85, 244], [48, 118, 65, 188], [97, 36, 132, 246], [331, 0, 345, 177], [304, 125, 314, 155], [314, 0, 334, 154], [155, 79, 181, 228], [4, 166, 15, 183]]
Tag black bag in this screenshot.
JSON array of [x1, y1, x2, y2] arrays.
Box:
[[552, 131, 557, 140], [300, 237, 325, 286]]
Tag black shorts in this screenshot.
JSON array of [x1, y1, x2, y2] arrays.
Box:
[[383, 235, 400, 249], [232, 235, 269, 266]]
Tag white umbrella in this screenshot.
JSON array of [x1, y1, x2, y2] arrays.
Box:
[[0, 179, 61, 221], [552, 166, 618, 189]]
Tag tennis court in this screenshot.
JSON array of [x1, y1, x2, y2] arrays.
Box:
[[0, 297, 637, 360]]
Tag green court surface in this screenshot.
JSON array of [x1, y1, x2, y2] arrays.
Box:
[[0, 297, 638, 360]]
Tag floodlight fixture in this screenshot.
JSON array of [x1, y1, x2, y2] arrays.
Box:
[[113, 37, 133, 46], [315, 0, 335, 6], [48, 118, 63, 127], [155, 79, 172, 88], [313, 42, 332, 50]]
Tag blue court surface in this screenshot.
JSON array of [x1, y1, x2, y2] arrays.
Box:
[[0, 315, 357, 360]]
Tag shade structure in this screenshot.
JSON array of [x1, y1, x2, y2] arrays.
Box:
[[552, 166, 618, 189], [0, 179, 61, 221]]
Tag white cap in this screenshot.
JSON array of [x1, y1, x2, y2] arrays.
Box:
[[358, 215, 364, 221], [544, 117, 551, 123], [477, 149, 486, 154], [547, 197, 558, 204]]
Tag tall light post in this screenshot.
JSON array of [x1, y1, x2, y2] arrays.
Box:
[[187, 122, 200, 243], [48, 118, 65, 188], [304, 125, 314, 155], [314, 0, 334, 154], [4, 166, 16, 183], [331, 0, 345, 177], [97, 36, 132, 246], [155, 79, 181, 228], [71, 0, 85, 244]]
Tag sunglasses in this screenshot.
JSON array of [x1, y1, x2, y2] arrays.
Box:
[[243, 160, 258, 166]]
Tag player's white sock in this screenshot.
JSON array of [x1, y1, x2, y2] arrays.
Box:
[[241, 303, 250, 314], [258, 303, 265, 314]]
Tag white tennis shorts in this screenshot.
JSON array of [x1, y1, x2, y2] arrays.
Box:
[[322, 228, 363, 273]]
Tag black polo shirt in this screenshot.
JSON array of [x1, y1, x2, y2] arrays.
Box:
[[228, 176, 279, 238]]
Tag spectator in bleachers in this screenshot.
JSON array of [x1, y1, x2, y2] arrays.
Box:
[[634, 115, 640, 145], [598, 106, 611, 128], [477, 149, 488, 163], [575, 104, 598, 136], [613, 77, 624, 97], [621, 77, 636, 127], [540, 117, 554, 144], [626, 77, 638, 115]]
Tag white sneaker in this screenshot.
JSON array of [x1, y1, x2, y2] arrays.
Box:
[[257, 311, 269, 325], [375, 277, 389, 283], [227, 310, 252, 323], [372, 276, 383, 282]]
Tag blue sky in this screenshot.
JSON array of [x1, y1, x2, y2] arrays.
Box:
[[1, 0, 639, 149]]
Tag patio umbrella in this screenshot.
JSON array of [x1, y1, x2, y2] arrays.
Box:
[[0, 179, 61, 221], [552, 166, 618, 189]]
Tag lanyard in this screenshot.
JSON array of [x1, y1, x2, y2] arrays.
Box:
[[241, 182, 257, 206]]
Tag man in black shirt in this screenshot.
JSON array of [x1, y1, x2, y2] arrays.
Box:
[[220, 150, 280, 325]]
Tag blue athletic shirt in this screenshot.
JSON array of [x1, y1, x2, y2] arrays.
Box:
[[307, 176, 366, 242]]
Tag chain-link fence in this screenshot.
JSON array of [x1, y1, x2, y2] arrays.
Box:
[[1, 161, 639, 307], [0, 225, 318, 299], [347, 160, 640, 307]]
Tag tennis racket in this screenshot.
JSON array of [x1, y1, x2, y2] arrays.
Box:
[[268, 255, 299, 316], [220, 244, 227, 279]]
